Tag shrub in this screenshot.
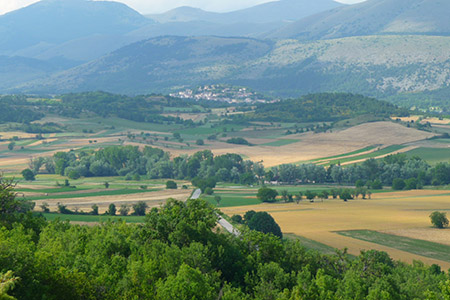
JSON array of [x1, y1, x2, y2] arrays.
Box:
[[247, 211, 283, 238], [107, 203, 116, 216], [392, 178, 406, 190], [21, 169, 35, 181], [67, 170, 80, 180], [204, 187, 213, 195], [231, 215, 243, 224], [195, 139, 204, 146], [166, 180, 178, 189], [226, 137, 251, 146], [371, 179, 383, 190], [132, 201, 148, 216], [257, 187, 278, 203], [430, 211, 449, 229]]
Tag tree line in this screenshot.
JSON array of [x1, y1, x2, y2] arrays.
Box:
[[26, 147, 450, 190], [28, 146, 263, 186], [1, 179, 450, 299], [269, 154, 450, 187]]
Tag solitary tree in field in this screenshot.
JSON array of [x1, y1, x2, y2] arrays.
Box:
[[280, 190, 289, 202], [91, 204, 99, 215], [40, 202, 50, 213], [257, 187, 278, 203], [295, 192, 303, 204], [166, 180, 177, 189], [305, 190, 316, 202], [339, 189, 353, 202], [21, 169, 35, 181], [247, 211, 283, 238], [119, 204, 129, 216], [319, 190, 329, 201], [107, 203, 116, 216], [132, 201, 148, 216], [430, 211, 449, 229], [214, 195, 221, 206]]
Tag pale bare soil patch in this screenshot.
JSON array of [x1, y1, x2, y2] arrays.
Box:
[[421, 118, 450, 125], [391, 116, 421, 122], [34, 189, 192, 214], [162, 113, 207, 122], [0, 132, 36, 139], [221, 189, 450, 269], [32, 116, 69, 124], [27, 138, 57, 147]]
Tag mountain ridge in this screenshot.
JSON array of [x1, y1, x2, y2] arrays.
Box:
[[268, 0, 450, 40]]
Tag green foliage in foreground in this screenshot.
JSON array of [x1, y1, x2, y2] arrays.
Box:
[[2, 181, 450, 299]]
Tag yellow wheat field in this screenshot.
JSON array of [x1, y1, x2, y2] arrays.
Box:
[[221, 189, 450, 269]]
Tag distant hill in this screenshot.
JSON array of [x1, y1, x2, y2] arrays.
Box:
[[245, 93, 410, 122], [13, 35, 450, 104], [15, 36, 273, 94], [0, 0, 153, 59], [138, 0, 344, 39], [269, 0, 450, 40], [148, 0, 343, 24]]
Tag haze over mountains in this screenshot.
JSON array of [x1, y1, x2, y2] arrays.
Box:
[[269, 0, 450, 40], [2, 0, 450, 109]]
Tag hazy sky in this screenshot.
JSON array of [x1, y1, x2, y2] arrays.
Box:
[[0, 0, 366, 15]]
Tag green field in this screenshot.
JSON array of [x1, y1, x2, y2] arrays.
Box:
[[285, 233, 339, 255], [261, 139, 300, 147], [41, 213, 146, 223], [24, 188, 157, 201], [204, 193, 260, 207], [324, 145, 405, 166], [337, 230, 450, 262], [405, 147, 450, 164]]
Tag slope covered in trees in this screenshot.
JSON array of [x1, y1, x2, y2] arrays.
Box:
[[243, 93, 410, 122]]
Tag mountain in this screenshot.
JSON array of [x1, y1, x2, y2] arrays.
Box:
[[15, 36, 273, 94], [14, 35, 450, 102], [269, 0, 450, 40], [149, 0, 344, 24], [0, 0, 153, 58], [147, 7, 221, 23]]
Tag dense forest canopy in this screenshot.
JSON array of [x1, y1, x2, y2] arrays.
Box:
[[1, 179, 450, 299], [243, 93, 411, 122]]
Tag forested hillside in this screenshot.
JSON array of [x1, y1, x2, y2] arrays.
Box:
[[2, 179, 450, 300], [244, 93, 409, 122]]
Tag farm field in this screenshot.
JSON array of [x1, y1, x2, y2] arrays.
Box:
[[17, 175, 193, 215], [220, 189, 450, 269], [405, 147, 450, 164], [41, 213, 146, 224], [0, 117, 440, 175]]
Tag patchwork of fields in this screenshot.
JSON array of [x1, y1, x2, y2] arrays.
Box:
[[17, 175, 192, 215], [3, 110, 450, 269], [0, 115, 444, 174], [221, 189, 450, 269]]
